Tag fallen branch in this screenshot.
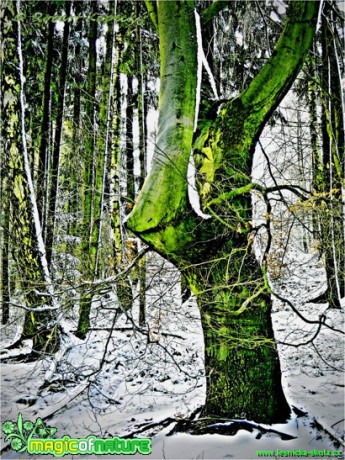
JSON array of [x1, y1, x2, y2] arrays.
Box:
[[70, 327, 185, 340]]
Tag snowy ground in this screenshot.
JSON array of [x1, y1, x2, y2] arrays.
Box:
[[1, 249, 344, 459]]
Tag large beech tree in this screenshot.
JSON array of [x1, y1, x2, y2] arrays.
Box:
[[127, 1, 320, 423]]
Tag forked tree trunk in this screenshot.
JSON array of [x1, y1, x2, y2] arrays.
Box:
[[127, 1, 320, 423]]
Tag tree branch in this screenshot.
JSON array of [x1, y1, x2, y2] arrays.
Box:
[[201, 0, 230, 27], [145, 0, 158, 30], [240, 1, 320, 122]]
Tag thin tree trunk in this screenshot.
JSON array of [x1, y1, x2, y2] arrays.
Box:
[[327, 4, 345, 299], [136, 11, 146, 326], [126, 73, 135, 209], [93, 0, 117, 279], [320, 3, 343, 308], [45, 0, 71, 268], [111, 66, 122, 266], [76, 0, 98, 338], [67, 1, 83, 238], [137, 8, 146, 191], [82, 0, 98, 257], [37, 1, 55, 229], [307, 54, 322, 239], [108, 27, 134, 317], [0, 151, 10, 325]]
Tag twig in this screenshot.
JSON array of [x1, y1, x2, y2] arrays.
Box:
[[122, 417, 177, 438], [70, 327, 185, 340], [312, 342, 345, 371], [272, 290, 344, 335]]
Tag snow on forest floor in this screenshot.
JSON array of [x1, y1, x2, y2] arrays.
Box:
[[1, 249, 344, 459]]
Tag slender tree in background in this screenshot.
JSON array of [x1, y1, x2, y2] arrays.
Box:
[[126, 73, 135, 210], [307, 51, 323, 239], [318, 1, 344, 307], [135, 1, 147, 326], [112, 1, 138, 320], [0, 126, 10, 325], [37, 1, 56, 228], [67, 1, 84, 238], [76, 0, 99, 338], [45, 0, 71, 267], [305, 1, 344, 308], [136, 9, 146, 194], [128, 1, 320, 422], [93, 0, 118, 279], [77, 0, 134, 337]]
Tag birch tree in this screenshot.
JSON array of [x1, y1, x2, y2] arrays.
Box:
[[127, 0, 320, 423]]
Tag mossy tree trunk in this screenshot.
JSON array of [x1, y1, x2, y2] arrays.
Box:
[[127, 0, 320, 423], [2, 0, 58, 353], [189, 245, 288, 421], [126, 74, 135, 210], [92, 0, 117, 279], [136, 5, 147, 327]]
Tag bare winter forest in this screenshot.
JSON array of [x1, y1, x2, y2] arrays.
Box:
[[0, 0, 344, 459]]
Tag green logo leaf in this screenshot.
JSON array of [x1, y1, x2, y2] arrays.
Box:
[[2, 413, 58, 454]]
